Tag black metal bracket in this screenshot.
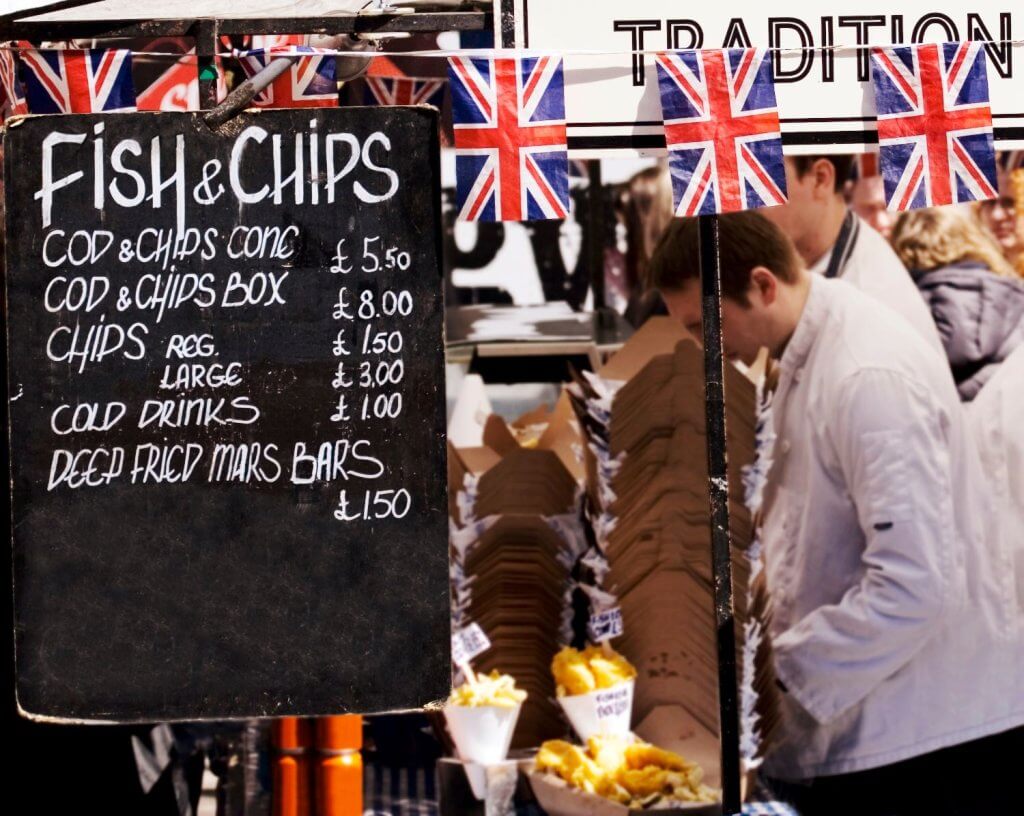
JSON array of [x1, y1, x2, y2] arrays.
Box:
[[0, 10, 492, 42]]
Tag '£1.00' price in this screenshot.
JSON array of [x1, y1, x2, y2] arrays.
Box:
[[330, 392, 402, 422]]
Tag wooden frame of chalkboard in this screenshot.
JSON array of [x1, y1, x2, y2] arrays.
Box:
[[4, 107, 450, 722]]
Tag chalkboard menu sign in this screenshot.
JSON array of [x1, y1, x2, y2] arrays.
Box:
[[4, 108, 449, 721]]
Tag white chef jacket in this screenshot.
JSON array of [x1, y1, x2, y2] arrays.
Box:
[[809, 212, 945, 356], [968, 346, 1024, 718], [761, 275, 1023, 780]]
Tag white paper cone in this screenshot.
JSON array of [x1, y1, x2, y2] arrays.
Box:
[[444, 703, 521, 765], [558, 679, 634, 741], [462, 762, 487, 800]]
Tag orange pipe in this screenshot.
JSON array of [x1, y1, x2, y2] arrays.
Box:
[[316, 715, 363, 816], [273, 718, 312, 816]]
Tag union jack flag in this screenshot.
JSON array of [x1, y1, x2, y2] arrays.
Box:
[[136, 54, 200, 112], [448, 56, 569, 222], [1, 45, 28, 121], [19, 48, 136, 114], [236, 46, 337, 109], [655, 49, 787, 216], [364, 76, 445, 109], [871, 42, 997, 211]]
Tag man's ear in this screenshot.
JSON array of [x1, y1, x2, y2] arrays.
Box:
[[812, 157, 837, 198], [749, 266, 779, 306]]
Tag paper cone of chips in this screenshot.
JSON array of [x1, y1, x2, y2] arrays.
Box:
[[444, 704, 522, 798], [559, 679, 634, 741]]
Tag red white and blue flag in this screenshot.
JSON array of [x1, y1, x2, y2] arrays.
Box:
[[236, 45, 337, 109], [871, 42, 997, 211], [19, 48, 136, 114], [448, 56, 569, 222], [364, 76, 445, 109], [655, 49, 787, 217], [1, 45, 28, 121], [136, 53, 200, 112]]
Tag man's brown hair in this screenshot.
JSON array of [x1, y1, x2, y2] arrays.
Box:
[[647, 211, 801, 302], [790, 155, 855, 193]]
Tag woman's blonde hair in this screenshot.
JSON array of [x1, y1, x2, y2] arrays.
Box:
[[891, 206, 1016, 277]]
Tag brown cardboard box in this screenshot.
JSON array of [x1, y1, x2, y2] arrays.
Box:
[[448, 392, 586, 748], [569, 317, 772, 755]]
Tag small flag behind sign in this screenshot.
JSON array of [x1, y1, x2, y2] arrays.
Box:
[[250, 34, 306, 50], [236, 45, 338, 109], [1, 45, 28, 121], [19, 48, 136, 114], [136, 53, 200, 112], [448, 55, 569, 222], [364, 76, 445, 109], [655, 48, 787, 217], [852, 152, 880, 180], [871, 42, 997, 211]]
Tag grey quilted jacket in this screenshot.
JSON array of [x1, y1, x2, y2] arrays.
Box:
[[910, 261, 1024, 401]]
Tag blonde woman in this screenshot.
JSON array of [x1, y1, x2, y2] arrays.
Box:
[[891, 206, 1024, 401]]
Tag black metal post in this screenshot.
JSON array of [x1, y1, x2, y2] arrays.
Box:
[[698, 214, 741, 814], [586, 160, 613, 323], [195, 19, 219, 111], [195, 23, 217, 110]]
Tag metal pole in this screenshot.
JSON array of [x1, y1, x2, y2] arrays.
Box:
[[195, 19, 219, 111], [587, 159, 614, 327], [698, 213, 741, 815]]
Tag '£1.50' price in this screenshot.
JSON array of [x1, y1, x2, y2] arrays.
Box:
[[334, 488, 411, 522], [361, 326, 403, 354]]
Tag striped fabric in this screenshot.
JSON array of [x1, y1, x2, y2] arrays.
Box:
[[362, 763, 798, 815], [364, 764, 438, 816]]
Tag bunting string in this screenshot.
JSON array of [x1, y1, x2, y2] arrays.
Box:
[[0, 38, 1016, 220], [5, 41, 1024, 58]]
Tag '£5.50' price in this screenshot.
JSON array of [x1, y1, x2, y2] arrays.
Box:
[[330, 237, 411, 274]]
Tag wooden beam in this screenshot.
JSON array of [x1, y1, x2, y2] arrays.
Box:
[[0, 10, 491, 41]]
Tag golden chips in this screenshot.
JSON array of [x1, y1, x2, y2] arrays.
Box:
[[551, 645, 637, 697], [535, 735, 717, 806], [446, 670, 527, 708]]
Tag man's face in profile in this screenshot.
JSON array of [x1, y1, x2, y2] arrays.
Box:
[[660, 279, 767, 368], [850, 176, 893, 238]]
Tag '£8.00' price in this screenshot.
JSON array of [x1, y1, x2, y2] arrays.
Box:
[[333, 288, 413, 321]]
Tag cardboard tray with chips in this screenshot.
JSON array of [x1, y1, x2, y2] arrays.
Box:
[[525, 769, 721, 816]]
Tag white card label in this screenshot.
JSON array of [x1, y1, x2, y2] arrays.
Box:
[[451, 623, 491, 665], [588, 607, 624, 642], [594, 684, 632, 721]]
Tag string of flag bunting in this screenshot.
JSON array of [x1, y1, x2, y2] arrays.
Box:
[[0, 39, 1002, 219]]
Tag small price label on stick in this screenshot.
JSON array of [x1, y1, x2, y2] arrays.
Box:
[[588, 608, 624, 642], [452, 623, 491, 666]]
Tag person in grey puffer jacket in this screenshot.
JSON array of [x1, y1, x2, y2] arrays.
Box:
[[891, 207, 1024, 401]]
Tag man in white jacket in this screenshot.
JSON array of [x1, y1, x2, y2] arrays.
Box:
[[762, 155, 944, 356], [649, 212, 1023, 815]]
